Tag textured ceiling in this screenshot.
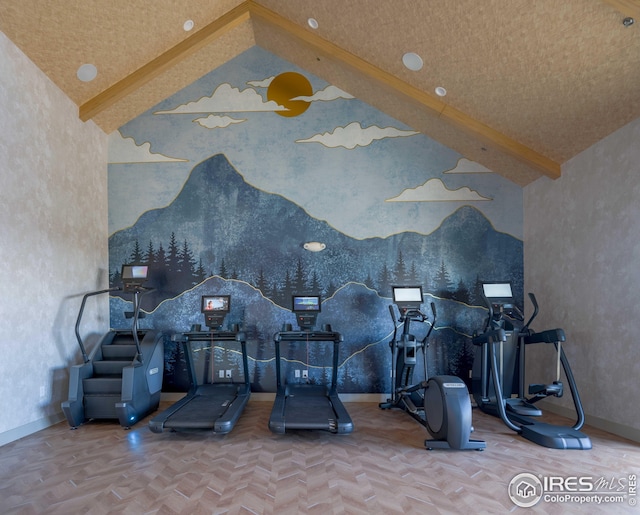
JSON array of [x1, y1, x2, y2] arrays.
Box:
[[1, 0, 639, 185]]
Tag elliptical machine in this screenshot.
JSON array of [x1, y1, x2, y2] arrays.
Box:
[[471, 282, 591, 449], [379, 286, 485, 451]]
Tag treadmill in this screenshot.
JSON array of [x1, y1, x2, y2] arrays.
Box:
[[268, 294, 354, 434], [149, 294, 250, 434]]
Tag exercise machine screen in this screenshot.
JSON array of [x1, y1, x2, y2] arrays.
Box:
[[392, 285, 423, 312], [292, 295, 321, 330], [201, 295, 230, 329], [121, 264, 148, 292], [482, 282, 514, 311]]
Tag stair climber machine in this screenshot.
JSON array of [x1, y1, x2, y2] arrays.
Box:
[[268, 294, 354, 434], [471, 282, 591, 449], [62, 264, 164, 429], [379, 286, 485, 450], [149, 294, 250, 434]]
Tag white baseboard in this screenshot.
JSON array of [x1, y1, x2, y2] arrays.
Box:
[[0, 412, 66, 447], [537, 401, 640, 444]]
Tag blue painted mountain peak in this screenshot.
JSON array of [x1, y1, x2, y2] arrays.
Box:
[[109, 153, 522, 310]]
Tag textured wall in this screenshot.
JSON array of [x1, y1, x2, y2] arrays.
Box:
[[524, 117, 640, 439], [0, 31, 109, 444]]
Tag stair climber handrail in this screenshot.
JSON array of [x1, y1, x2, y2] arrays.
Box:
[[75, 287, 121, 363], [130, 287, 154, 364]]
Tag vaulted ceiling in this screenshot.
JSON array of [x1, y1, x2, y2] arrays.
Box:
[[1, 0, 639, 185]]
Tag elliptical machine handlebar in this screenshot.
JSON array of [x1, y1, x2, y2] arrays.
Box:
[[472, 328, 507, 347], [523, 328, 566, 345], [522, 292, 539, 334], [424, 302, 436, 341], [391, 302, 437, 338]]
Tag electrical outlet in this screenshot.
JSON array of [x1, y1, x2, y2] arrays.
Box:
[[295, 369, 300, 378], [302, 370, 308, 379], [225, 370, 232, 378], [219, 370, 225, 378], [39, 386, 46, 399]]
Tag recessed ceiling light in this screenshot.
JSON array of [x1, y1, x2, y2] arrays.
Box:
[[76, 64, 97, 82], [308, 18, 319, 29], [402, 52, 423, 71], [435, 86, 447, 97], [183, 19, 194, 31]]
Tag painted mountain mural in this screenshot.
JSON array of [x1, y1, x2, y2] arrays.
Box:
[[108, 154, 523, 393]]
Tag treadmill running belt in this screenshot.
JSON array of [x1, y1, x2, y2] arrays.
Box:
[[283, 392, 337, 428], [162, 384, 241, 430]]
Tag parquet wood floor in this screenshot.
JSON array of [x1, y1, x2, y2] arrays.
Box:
[[1, 401, 639, 514]]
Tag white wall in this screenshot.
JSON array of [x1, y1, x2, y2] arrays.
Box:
[[0, 32, 109, 445], [524, 117, 640, 442]]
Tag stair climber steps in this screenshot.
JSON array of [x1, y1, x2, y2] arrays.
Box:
[[83, 376, 123, 394], [111, 331, 145, 344], [101, 344, 138, 360], [93, 360, 131, 376]]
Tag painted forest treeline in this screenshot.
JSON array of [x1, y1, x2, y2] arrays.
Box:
[[112, 232, 499, 310]]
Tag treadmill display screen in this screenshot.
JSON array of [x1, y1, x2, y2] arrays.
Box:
[[292, 295, 321, 312], [201, 295, 230, 313]]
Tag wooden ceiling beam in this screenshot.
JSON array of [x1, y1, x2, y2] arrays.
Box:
[[248, 2, 560, 179], [601, 0, 640, 19], [79, 0, 561, 179], [79, 2, 251, 121]]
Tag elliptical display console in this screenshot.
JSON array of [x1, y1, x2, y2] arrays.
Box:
[[379, 286, 485, 451]]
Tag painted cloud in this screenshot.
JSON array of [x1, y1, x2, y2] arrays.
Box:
[[291, 85, 354, 102], [443, 158, 493, 174], [246, 76, 275, 88], [108, 131, 188, 163], [154, 83, 287, 114], [247, 78, 352, 103], [194, 115, 246, 129], [296, 122, 419, 149], [386, 178, 491, 202]]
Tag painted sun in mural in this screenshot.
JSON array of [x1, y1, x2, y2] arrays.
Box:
[[267, 72, 313, 117]]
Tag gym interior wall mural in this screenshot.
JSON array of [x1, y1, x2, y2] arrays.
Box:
[[108, 47, 523, 393]]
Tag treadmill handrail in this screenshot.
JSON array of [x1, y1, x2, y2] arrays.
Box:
[[275, 330, 342, 343], [176, 330, 247, 342]]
